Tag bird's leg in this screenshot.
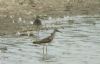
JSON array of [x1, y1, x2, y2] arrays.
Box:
[[43, 45, 45, 59], [46, 45, 48, 59]]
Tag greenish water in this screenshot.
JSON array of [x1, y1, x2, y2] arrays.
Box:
[[0, 15, 100, 64]]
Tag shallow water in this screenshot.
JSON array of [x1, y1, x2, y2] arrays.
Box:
[[0, 15, 100, 64]]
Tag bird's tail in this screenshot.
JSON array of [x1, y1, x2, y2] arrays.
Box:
[[33, 41, 41, 44], [33, 41, 37, 44]]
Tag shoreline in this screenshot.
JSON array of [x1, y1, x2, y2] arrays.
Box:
[[0, 15, 99, 36], [0, 0, 100, 35]]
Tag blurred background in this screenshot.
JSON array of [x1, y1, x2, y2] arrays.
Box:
[[0, 0, 100, 64]]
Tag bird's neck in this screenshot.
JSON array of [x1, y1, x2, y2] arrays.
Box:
[[51, 30, 56, 37]]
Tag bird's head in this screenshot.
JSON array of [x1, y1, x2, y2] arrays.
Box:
[[54, 28, 61, 33], [50, 28, 61, 36]]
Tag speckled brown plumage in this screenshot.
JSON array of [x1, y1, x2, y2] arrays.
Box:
[[33, 29, 60, 44]]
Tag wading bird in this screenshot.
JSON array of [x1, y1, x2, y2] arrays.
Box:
[[33, 16, 42, 41], [33, 16, 42, 30], [33, 29, 61, 59]]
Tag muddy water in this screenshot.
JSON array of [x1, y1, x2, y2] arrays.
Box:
[[0, 15, 100, 64]]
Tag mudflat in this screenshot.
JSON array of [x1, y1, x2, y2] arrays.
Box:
[[0, 0, 100, 35]]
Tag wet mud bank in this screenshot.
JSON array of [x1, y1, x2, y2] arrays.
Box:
[[0, 0, 100, 35]]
